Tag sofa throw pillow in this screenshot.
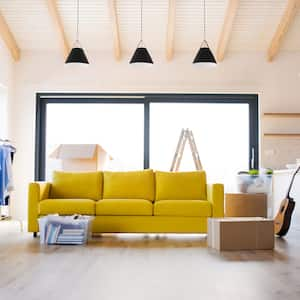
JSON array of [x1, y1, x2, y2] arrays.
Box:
[[103, 169, 155, 201], [155, 171, 207, 201], [50, 171, 103, 201]]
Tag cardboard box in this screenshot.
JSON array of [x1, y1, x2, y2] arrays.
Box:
[[49, 144, 112, 172], [225, 193, 267, 218], [207, 217, 274, 251]]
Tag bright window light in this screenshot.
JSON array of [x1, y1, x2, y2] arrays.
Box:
[[45, 103, 144, 180], [45, 101, 251, 190], [150, 103, 249, 188]]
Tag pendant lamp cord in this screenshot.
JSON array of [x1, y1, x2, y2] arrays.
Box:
[[140, 0, 143, 43], [76, 0, 80, 43], [203, 0, 206, 41]]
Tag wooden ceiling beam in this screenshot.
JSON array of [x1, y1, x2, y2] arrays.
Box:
[[46, 0, 70, 59], [0, 10, 20, 61], [108, 0, 121, 61], [267, 0, 300, 62], [216, 0, 239, 62], [166, 0, 176, 61]]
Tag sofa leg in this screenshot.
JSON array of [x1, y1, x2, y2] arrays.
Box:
[[33, 232, 37, 238]]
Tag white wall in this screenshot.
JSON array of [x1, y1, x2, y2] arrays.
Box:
[[0, 41, 14, 218], [10, 49, 300, 220], [0, 42, 14, 139]]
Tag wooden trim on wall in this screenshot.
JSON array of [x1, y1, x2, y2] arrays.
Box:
[[108, 0, 122, 60], [264, 133, 300, 137], [216, 0, 239, 62], [267, 0, 300, 62], [0, 10, 20, 61], [166, 0, 176, 61], [46, 0, 71, 59], [264, 113, 300, 118]]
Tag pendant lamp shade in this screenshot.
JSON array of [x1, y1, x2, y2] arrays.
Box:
[[193, 41, 216, 64], [130, 0, 153, 64], [193, 0, 217, 65], [65, 46, 89, 64], [65, 0, 89, 64], [130, 46, 153, 64]]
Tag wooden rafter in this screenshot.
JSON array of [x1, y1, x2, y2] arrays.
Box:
[[108, 0, 121, 60], [0, 10, 20, 61], [166, 0, 176, 61], [216, 0, 239, 62], [46, 0, 70, 59], [267, 0, 300, 62]]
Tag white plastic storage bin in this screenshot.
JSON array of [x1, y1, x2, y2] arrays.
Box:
[[236, 174, 273, 217], [38, 215, 94, 245]]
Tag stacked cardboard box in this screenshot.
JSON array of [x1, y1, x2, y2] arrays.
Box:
[[225, 193, 267, 218], [208, 217, 274, 251]]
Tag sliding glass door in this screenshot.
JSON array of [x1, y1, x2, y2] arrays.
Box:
[[45, 103, 144, 180], [149, 103, 249, 185], [36, 93, 258, 185]]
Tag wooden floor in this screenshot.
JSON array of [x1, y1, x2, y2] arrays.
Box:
[[1, 221, 300, 300]]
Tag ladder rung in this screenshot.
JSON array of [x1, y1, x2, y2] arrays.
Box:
[[170, 129, 202, 171]]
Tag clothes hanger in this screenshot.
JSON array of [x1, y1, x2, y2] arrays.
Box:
[[0, 139, 16, 152]]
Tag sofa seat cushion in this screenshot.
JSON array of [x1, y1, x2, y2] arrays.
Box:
[[155, 171, 207, 201], [154, 200, 212, 217], [103, 170, 155, 201], [96, 199, 153, 216], [39, 199, 95, 215], [50, 171, 103, 200]]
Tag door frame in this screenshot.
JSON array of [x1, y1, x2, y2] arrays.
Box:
[[35, 92, 259, 180]]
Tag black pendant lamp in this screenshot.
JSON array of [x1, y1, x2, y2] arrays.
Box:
[[65, 0, 89, 64], [193, 0, 217, 64], [130, 0, 153, 64]]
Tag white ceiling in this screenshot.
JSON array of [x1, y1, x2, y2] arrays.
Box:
[[0, 0, 299, 55]]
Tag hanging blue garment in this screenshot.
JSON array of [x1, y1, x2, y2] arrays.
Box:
[[0, 146, 10, 205]]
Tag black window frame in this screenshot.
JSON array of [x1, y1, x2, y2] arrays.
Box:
[[35, 93, 259, 180]]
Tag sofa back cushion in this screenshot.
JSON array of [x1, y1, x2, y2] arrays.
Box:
[[103, 169, 155, 201], [50, 171, 102, 200], [155, 171, 207, 201]]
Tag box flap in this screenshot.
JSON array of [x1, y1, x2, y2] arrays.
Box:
[[49, 144, 104, 159], [215, 217, 266, 222]]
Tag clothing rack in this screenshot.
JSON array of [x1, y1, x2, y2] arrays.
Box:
[[0, 138, 16, 149], [0, 139, 12, 220], [0, 140, 22, 230]]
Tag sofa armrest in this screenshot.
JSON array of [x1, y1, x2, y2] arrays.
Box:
[[207, 183, 224, 217], [28, 182, 51, 232]]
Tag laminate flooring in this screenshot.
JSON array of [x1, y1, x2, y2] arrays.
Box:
[[0, 220, 300, 300]]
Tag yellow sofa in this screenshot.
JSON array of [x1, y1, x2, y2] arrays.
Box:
[[28, 170, 224, 236]]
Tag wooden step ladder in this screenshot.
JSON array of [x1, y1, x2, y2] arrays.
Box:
[[170, 128, 203, 171]]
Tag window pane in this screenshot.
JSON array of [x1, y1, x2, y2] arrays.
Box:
[[150, 103, 249, 188], [45, 103, 144, 180]]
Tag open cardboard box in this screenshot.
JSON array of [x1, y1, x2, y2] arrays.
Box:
[[49, 144, 112, 172]]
